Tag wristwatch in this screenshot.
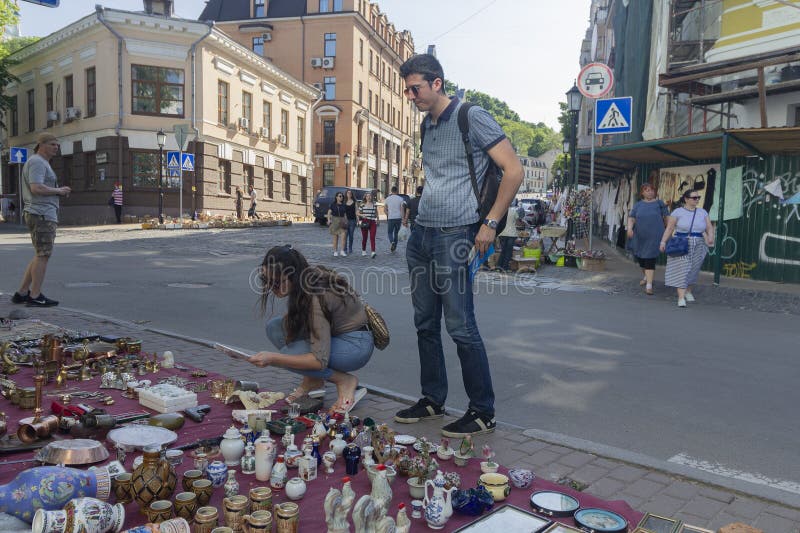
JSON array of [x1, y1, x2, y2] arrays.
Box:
[[483, 218, 498, 230]]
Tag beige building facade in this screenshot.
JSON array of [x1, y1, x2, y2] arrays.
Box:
[[201, 0, 424, 197], [3, 2, 318, 224]]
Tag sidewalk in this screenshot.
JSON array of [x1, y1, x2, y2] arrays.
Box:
[[2, 300, 798, 532]]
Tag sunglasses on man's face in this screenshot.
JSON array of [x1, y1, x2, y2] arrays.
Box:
[[688, 196, 701, 200], [403, 84, 426, 97]]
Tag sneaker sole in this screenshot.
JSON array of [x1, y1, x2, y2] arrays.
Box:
[[27, 302, 59, 307], [394, 412, 444, 424], [441, 425, 496, 438]]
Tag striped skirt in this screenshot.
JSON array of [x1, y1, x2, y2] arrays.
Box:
[[665, 237, 708, 288]]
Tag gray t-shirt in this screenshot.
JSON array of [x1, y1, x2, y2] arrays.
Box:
[[22, 154, 59, 222], [384, 194, 405, 219], [671, 207, 708, 233]]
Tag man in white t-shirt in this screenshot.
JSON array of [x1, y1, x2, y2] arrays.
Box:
[[383, 185, 405, 252]]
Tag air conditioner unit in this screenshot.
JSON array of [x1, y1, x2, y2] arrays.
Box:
[[238, 117, 250, 129], [310, 57, 323, 68], [312, 82, 323, 90], [65, 106, 81, 121], [262, 32, 272, 42], [322, 57, 335, 69], [279, 134, 287, 144], [260, 127, 269, 137], [46, 111, 59, 122]]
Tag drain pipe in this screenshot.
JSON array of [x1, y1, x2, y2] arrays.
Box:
[[190, 21, 214, 219], [95, 6, 124, 202]]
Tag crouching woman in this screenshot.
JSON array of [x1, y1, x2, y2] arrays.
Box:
[[249, 245, 372, 413]]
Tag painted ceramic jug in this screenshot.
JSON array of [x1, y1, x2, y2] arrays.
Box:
[[0, 463, 118, 522], [32, 497, 125, 533], [131, 446, 177, 510], [424, 470, 454, 530]]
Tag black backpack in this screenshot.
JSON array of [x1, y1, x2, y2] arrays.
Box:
[[420, 102, 507, 233]]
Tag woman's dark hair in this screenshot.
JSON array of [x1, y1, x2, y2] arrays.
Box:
[[335, 192, 344, 202], [259, 245, 357, 343]]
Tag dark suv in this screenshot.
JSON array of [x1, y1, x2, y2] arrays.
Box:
[[313, 186, 380, 225]]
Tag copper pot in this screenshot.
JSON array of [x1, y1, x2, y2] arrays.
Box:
[[17, 414, 59, 443]]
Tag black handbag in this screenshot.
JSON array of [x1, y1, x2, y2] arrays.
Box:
[[665, 209, 697, 257], [359, 219, 371, 230], [108, 196, 115, 207]]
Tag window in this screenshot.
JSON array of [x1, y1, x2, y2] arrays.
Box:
[[254, 0, 264, 17], [86, 67, 96, 117], [265, 169, 274, 198], [280, 109, 289, 145], [296, 117, 305, 152], [27, 89, 35, 132], [131, 65, 184, 116], [396, 145, 400, 165], [374, 94, 378, 114], [333, 0, 342, 10], [61, 156, 72, 187], [324, 33, 336, 57], [219, 160, 231, 194], [11, 95, 18, 136], [323, 163, 335, 186], [319, 0, 328, 11], [322, 119, 336, 154], [300, 177, 308, 203], [358, 82, 363, 105], [218, 81, 229, 124], [46, 83, 54, 127], [242, 91, 252, 130], [368, 90, 372, 112], [252, 36, 264, 56], [323, 76, 336, 100], [65, 75, 73, 108], [369, 50, 373, 73], [359, 39, 364, 65], [262, 101, 271, 138], [132, 152, 172, 188], [283, 173, 291, 200], [244, 165, 254, 189], [371, 133, 378, 155]]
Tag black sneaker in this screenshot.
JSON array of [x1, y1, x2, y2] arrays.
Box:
[[11, 291, 30, 304], [390, 242, 397, 252], [394, 398, 445, 423], [441, 409, 496, 438], [26, 293, 59, 307]]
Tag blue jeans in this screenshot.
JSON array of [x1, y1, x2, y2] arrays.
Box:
[[388, 219, 402, 247], [405, 223, 495, 415], [498, 236, 515, 271], [265, 317, 374, 379], [345, 219, 357, 253]]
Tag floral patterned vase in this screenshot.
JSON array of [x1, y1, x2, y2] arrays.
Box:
[[0, 464, 117, 523], [32, 497, 125, 533]]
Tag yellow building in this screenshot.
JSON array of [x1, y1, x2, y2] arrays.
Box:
[[4, 1, 318, 224], [200, 0, 424, 196]]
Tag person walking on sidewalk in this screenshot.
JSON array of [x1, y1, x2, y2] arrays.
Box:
[[384, 186, 405, 253], [394, 54, 523, 438], [359, 192, 379, 258], [234, 186, 243, 220], [344, 189, 358, 255], [12, 133, 71, 307], [627, 183, 668, 295], [659, 189, 714, 308], [327, 192, 348, 257], [248, 185, 260, 219], [402, 185, 423, 230], [251, 245, 373, 413], [111, 183, 123, 224]]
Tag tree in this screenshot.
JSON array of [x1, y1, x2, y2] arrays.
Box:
[[0, 0, 23, 128]]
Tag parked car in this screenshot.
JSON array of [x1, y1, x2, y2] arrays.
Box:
[[313, 186, 380, 225], [518, 198, 548, 226]]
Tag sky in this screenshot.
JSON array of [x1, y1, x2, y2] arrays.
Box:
[[15, 0, 590, 130]]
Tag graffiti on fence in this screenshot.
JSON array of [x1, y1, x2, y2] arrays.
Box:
[[721, 261, 757, 278]]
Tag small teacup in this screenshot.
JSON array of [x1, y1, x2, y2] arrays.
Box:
[[194, 506, 219, 533], [146, 499, 174, 523], [192, 478, 214, 507], [410, 499, 423, 518], [112, 472, 132, 504], [166, 449, 184, 467], [182, 469, 204, 492], [478, 472, 510, 502], [249, 486, 272, 513], [174, 491, 198, 522]]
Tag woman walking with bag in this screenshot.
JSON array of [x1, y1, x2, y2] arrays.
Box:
[[344, 189, 358, 255], [659, 189, 715, 308], [327, 192, 348, 257], [359, 192, 379, 258], [251, 245, 372, 413], [627, 183, 668, 295]]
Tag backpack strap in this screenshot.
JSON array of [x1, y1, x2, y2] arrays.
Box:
[[457, 103, 481, 212]]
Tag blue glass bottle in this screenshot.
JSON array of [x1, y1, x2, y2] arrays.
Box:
[[311, 438, 323, 467]]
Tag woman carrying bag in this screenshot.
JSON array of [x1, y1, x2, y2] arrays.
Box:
[[627, 183, 668, 295], [659, 189, 715, 308]]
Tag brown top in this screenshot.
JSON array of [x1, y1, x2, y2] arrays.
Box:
[[309, 290, 368, 367]]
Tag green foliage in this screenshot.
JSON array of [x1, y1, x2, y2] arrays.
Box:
[[2, 36, 40, 57], [0, 0, 23, 128]]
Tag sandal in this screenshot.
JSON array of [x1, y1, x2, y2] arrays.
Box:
[[329, 387, 368, 414], [285, 381, 324, 403]]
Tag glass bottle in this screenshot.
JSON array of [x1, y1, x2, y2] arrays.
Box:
[[311, 438, 323, 467], [270, 455, 287, 489], [281, 425, 294, 449]]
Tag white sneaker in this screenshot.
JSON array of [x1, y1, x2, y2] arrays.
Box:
[[371, 252, 376, 258], [341, 251, 347, 257], [684, 293, 695, 302], [333, 251, 338, 257], [362, 251, 367, 256], [677, 298, 687, 308]]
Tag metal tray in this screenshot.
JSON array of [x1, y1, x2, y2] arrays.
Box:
[[108, 426, 178, 451], [35, 438, 109, 465]]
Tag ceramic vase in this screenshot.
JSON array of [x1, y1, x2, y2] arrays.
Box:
[[221, 426, 246, 467], [0, 464, 117, 522], [284, 445, 302, 469], [253, 435, 275, 482], [32, 497, 124, 533], [206, 461, 228, 488], [223, 470, 240, 498], [343, 443, 361, 475], [269, 455, 287, 489], [423, 471, 454, 530], [329, 433, 347, 457], [131, 446, 177, 510], [240, 445, 256, 475], [284, 477, 307, 501]]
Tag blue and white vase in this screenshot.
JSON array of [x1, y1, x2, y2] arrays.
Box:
[[206, 461, 228, 488], [32, 497, 124, 533]]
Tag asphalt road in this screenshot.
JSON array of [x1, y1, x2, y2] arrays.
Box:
[[1, 222, 797, 495]]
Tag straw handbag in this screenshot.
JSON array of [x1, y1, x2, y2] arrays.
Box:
[[364, 302, 389, 350]]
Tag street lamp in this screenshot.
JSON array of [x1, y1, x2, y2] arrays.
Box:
[[343, 152, 351, 187], [156, 129, 166, 224], [565, 82, 582, 192]]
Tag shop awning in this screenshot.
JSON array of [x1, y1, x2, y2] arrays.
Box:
[[575, 127, 800, 181]]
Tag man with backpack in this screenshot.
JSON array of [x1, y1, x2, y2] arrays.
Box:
[[394, 54, 522, 437]]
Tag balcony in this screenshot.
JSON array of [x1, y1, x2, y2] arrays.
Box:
[[355, 145, 368, 158], [315, 142, 340, 156]]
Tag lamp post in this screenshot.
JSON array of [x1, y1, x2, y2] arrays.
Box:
[[565, 82, 582, 192], [156, 129, 166, 224], [561, 138, 570, 191], [343, 152, 351, 187]]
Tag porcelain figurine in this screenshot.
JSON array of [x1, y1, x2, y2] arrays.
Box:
[[284, 477, 307, 501], [322, 450, 337, 474], [480, 444, 499, 473], [374, 514, 396, 533], [343, 443, 361, 476], [253, 435, 275, 482], [312, 418, 328, 442], [281, 425, 294, 449], [369, 464, 392, 514], [436, 438, 454, 461], [424, 470, 454, 530], [206, 461, 228, 488], [395, 503, 411, 533], [221, 426, 246, 467], [324, 477, 355, 533], [241, 444, 256, 475], [361, 445, 375, 467], [352, 495, 379, 533], [0, 463, 118, 522], [269, 455, 287, 489], [223, 470, 240, 498], [329, 433, 347, 457], [32, 497, 124, 533]]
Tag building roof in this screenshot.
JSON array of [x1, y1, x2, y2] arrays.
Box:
[[199, 0, 305, 22]]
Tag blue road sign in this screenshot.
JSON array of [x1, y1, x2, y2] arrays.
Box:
[[169, 169, 181, 177], [181, 153, 195, 172], [595, 97, 632, 135], [21, 0, 60, 6], [166, 151, 181, 170], [10, 147, 28, 165]]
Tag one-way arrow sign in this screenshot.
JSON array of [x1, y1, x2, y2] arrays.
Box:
[[10, 147, 28, 164]]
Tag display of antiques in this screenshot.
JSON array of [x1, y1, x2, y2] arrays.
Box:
[[0, 320, 648, 532]]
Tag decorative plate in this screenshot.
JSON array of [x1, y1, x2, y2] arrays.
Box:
[[394, 434, 417, 445], [573, 508, 628, 533], [108, 426, 178, 451], [413, 440, 439, 453]]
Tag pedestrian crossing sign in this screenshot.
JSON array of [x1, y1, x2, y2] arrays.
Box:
[[167, 151, 180, 170], [181, 153, 195, 172], [595, 97, 632, 135]]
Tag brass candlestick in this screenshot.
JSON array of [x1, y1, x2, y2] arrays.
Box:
[[18, 374, 59, 443]]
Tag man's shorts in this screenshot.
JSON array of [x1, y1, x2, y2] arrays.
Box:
[[24, 213, 57, 257]]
